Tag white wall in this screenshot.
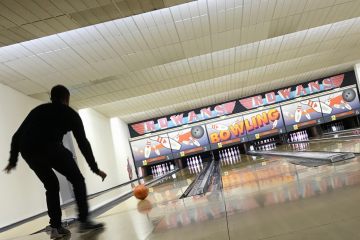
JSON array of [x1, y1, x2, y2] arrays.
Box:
[[0, 84, 45, 228], [110, 117, 136, 183], [77, 109, 121, 195], [354, 64, 360, 88]]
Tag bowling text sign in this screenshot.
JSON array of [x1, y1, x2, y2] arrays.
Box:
[[130, 101, 236, 136], [239, 74, 345, 109], [206, 116, 247, 145], [243, 107, 285, 139], [129, 71, 356, 137]]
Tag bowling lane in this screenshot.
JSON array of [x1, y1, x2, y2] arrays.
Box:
[[0, 169, 189, 240], [278, 137, 360, 153], [33, 166, 224, 239], [0, 180, 139, 240], [221, 153, 360, 240], [11, 147, 360, 240], [109, 167, 203, 213], [323, 129, 360, 138], [309, 128, 360, 141], [93, 165, 228, 239], [82, 166, 229, 240]]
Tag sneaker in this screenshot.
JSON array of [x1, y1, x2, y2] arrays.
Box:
[[46, 226, 71, 239], [79, 220, 104, 233]]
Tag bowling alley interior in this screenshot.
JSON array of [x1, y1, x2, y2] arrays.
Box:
[[3, 0, 360, 240]]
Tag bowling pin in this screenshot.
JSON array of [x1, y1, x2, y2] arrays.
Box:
[[319, 102, 332, 114], [150, 136, 171, 148], [301, 100, 324, 113], [294, 133, 298, 142], [168, 138, 182, 150], [295, 104, 302, 122], [342, 100, 352, 110], [227, 153, 231, 164], [154, 148, 160, 155], [157, 166, 160, 177], [226, 154, 230, 165], [190, 137, 201, 147], [144, 140, 152, 158], [154, 166, 158, 178], [303, 110, 311, 120], [162, 164, 166, 173]]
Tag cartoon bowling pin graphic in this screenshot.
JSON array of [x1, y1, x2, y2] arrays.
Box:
[[272, 120, 278, 129], [154, 148, 160, 155], [168, 138, 182, 150], [144, 140, 152, 158], [319, 102, 332, 114], [190, 137, 200, 147], [302, 99, 332, 114], [150, 136, 171, 148], [341, 100, 352, 110], [295, 104, 302, 122], [301, 100, 321, 113], [303, 110, 311, 120]]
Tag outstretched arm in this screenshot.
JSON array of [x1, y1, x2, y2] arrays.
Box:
[[72, 113, 107, 181], [4, 112, 32, 173]]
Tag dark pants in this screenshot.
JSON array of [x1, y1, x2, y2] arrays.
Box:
[[21, 146, 89, 227]]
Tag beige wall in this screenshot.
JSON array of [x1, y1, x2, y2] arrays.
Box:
[[0, 83, 45, 228]]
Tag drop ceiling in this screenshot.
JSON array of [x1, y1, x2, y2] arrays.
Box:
[[1, 0, 360, 123]]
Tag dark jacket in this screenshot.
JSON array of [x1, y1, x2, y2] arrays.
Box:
[[9, 103, 99, 173]]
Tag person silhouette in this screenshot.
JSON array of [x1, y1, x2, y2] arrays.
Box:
[[4, 85, 107, 239]]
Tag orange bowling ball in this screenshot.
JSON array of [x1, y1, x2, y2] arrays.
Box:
[[133, 184, 149, 200]]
